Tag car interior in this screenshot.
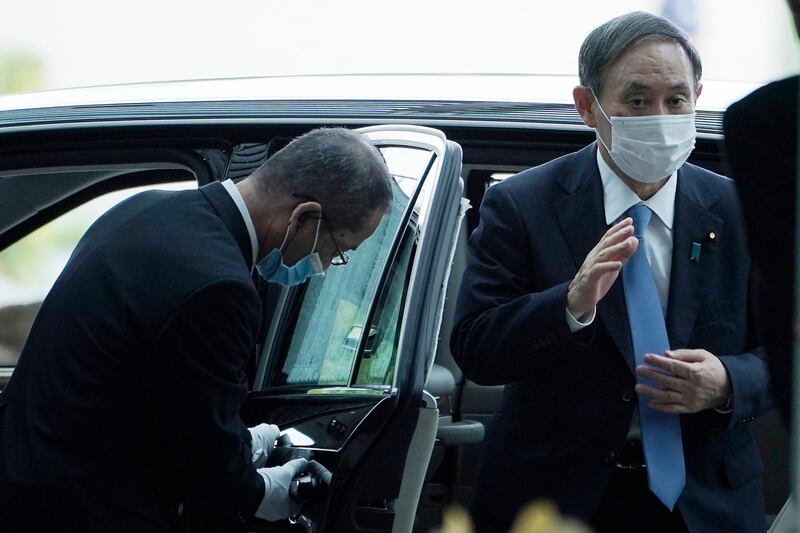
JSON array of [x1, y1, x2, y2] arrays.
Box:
[[0, 120, 790, 532]]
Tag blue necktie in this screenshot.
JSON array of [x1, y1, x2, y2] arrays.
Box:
[[622, 204, 685, 510]]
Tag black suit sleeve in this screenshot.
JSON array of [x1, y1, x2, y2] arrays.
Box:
[[450, 183, 578, 385], [714, 178, 775, 428], [723, 81, 797, 429], [153, 280, 264, 517]]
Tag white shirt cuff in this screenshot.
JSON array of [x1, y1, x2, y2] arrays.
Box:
[[566, 306, 596, 333]]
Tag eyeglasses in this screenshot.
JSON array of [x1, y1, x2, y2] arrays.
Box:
[[292, 193, 350, 266], [322, 221, 350, 266]]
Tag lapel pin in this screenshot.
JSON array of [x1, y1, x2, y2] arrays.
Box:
[[707, 230, 717, 241], [690, 242, 702, 262]]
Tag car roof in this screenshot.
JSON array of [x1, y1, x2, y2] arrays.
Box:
[[0, 73, 760, 113]]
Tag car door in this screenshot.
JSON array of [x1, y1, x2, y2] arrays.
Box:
[[240, 125, 463, 533]]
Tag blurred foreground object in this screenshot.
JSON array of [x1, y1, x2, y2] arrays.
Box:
[[437, 505, 473, 533], [436, 502, 593, 533], [510, 501, 593, 533]]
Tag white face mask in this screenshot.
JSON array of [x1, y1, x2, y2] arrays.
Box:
[[593, 92, 697, 184]]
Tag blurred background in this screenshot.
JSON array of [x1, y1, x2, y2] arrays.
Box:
[[0, 0, 797, 95]]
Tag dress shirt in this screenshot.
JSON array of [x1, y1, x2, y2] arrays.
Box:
[[566, 149, 677, 330], [222, 179, 259, 269]]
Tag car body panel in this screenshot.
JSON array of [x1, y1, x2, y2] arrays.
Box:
[[0, 74, 758, 112]]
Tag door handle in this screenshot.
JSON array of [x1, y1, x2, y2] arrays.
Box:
[[344, 325, 380, 357]]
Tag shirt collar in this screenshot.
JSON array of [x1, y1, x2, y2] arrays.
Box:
[[596, 148, 677, 229], [221, 179, 259, 267]]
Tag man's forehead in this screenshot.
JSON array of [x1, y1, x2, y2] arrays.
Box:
[[338, 233, 360, 251], [336, 219, 380, 251], [604, 40, 694, 90]]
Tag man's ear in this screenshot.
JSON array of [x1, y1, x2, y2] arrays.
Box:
[[573, 85, 599, 128], [694, 82, 703, 102], [288, 201, 322, 232]]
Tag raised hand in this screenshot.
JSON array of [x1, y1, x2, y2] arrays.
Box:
[[567, 217, 638, 320]]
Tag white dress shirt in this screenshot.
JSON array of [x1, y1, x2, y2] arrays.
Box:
[[221, 179, 259, 269], [566, 149, 677, 331]]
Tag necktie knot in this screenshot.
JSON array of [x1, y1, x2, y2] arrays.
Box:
[[627, 204, 652, 238]]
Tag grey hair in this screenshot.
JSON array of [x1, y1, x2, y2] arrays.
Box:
[[253, 128, 393, 233], [579, 11, 702, 98]]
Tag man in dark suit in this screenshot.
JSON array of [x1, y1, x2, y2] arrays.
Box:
[[0, 128, 393, 532], [723, 0, 800, 432], [452, 12, 772, 533]]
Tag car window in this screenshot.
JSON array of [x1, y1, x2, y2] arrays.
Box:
[[273, 146, 434, 388], [352, 221, 417, 386], [0, 180, 196, 368]]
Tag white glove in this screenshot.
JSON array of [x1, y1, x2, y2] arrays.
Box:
[[255, 458, 309, 521], [248, 423, 281, 463]]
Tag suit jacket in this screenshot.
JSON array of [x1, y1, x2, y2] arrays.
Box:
[[451, 143, 772, 533], [0, 182, 264, 532], [724, 76, 799, 430]]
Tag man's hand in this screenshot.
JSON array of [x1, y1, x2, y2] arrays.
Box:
[[635, 350, 732, 414], [255, 458, 309, 522], [567, 218, 638, 320], [249, 423, 281, 463]]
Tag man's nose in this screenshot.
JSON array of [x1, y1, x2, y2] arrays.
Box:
[[652, 102, 669, 115]]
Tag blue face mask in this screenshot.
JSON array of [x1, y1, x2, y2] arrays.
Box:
[[256, 217, 325, 286]]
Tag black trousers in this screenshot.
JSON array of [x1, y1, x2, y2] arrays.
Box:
[[590, 465, 688, 533]]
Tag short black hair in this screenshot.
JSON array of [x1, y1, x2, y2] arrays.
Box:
[[253, 128, 393, 233], [579, 11, 702, 99]]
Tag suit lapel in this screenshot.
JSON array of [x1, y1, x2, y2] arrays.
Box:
[[556, 154, 725, 368], [555, 143, 634, 368], [665, 166, 724, 348]]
